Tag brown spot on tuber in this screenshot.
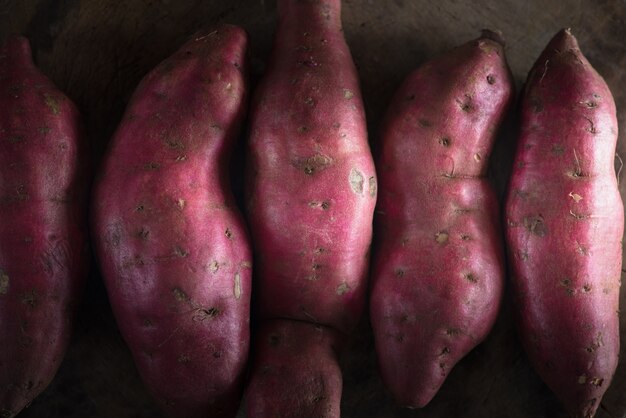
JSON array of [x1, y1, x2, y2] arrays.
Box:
[[213, 351, 222, 358], [269, 334, 281, 346], [446, 328, 461, 336], [177, 354, 190, 364], [225, 228, 233, 239], [456, 95, 473, 112], [336, 282, 350, 295], [297, 154, 333, 175], [173, 287, 189, 302], [137, 227, 150, 240], [298, 125, 310, 133], [349, 168, 364, 194], [135, 204, 145, 212], [395, 269, 405, 278], [234, 273, 242, 299], [144, 162, 160, 170], [523, 216, 547, 237], [368, 177, 377, 197], [343, 89, 354, 99], [439, 137, 451, 147], [460, 234, 471, 241], [552, 144, 565, 155], [578, 375, 587, 384], [590, 377, 604, 387], [21, 290, 37, 307], [208, 260, 220, 273], [304, 97, 315, 106], [43, 93, 62, 115], [464, 273, 478, 283], [407, 94, 416, 101], [474, 153, 482, 162], [487, 74, 496, 84], [193, 307, 220, 321], [8, 135, 24, 143], [418, 118, 432, 128], [440, 347, 451, 356], [530, 96, 544, 113], [435, 231, 449, 244], [0, 269, 8, 294]]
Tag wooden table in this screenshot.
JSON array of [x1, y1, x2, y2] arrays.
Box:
[[2, 0, 625, 416]]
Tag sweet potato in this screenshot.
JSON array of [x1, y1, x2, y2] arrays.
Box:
[[244, 0, 376, 416], [91, 26, 251, 418], [505, 29, 622, 418], [0, 36, 88, 418], [370, 31, 513, 408], [245, 320, 342, 418]]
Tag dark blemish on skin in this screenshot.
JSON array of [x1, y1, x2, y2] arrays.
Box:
[[590, 378, 604, 387], [135, 204, 145, 212], [519, 250, 529, 261], [8, 135, 24, 143], [446, 328, 461, 336], [173, 287, 189, 302], [456, 95, 473, 112], [460, 234, 471, 241], [298, 154, 333, 175], [439, 137, 451, 147], [304, 97, 315, 106], [137, 227, 150, 240], [298, 126, 310, 133], [43, 93, 62, 115], [487, 74, 496, 84], [440, 347, 451, 356], [269, 334, 281, 346], [584, 117, 599, 134], [177, 354, 190, 364], [552, 144, 565, 155], [173, 246, 189, 257], [314, 247, 325, 254], [395, 334, 404, 342], [213, 351, 222, 358], [193, 307, 220, 321], [21, 290, 37, 307], [225, 229, 233, 239], [465, 273, 478, 283], [523, 216, 547, 237], [144, 162, 160, 170], [166, 138, 184, 149], [395, 269, 405, 278], [407, 94, 416, 101], [418, 119, 432, 128], [530, 96, 543, 113], [582, 284, 592, 293]]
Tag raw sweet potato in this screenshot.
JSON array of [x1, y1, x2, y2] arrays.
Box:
[[370, 31, 513, 408], [505, 29, 623, 418], [92, 26, 251, 418], [245, 320, 342, 418], [0, 36, 88, 418], [244, 0, 376, 416]]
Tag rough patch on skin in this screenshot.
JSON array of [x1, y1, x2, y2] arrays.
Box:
[[435, 231, 449, 244], [523, 215, 547, 237], [368, 176, 377, 197], [43, 93, 62, 115], [569, 192, 583, 202], [0, 268, 8, 294], [343, 89, 354, 99], [234, 272, 241, 299], [336, 282, 350, 295], [349, 168, 364, 194]]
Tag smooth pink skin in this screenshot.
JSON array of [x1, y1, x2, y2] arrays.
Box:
[[246, 0, 376, 334], [92, 26, 251, 418], [245, 319, 342, 418], [370, 33, 513, 408], [0, 36, 88, 418], [505, 29, 622, 418]]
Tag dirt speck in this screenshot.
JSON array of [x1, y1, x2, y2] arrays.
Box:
[[173, 287, 189, 302], [44, 93, 62, 115], [435, 231, 449, 244], [336, 282, 350, 295], [343, 89, 354, 99], [368, 177, 377, 197]]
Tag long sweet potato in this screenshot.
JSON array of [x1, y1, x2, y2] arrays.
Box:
[[92, 25, 251, 418], [244, 0, 376, 416], [0, 36, 88, 418], [370, 31, 513, 408], [505, 29, 623, 418]]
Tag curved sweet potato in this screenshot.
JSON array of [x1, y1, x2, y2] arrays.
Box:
[[505, 29, 622, 418], [370, 31, 513, 408], [92, 25, 251, 418], [244, 0, 376, 416], [0, 36, 88, 418]]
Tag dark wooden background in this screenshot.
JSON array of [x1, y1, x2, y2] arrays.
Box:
[[2, 0, 626, 417]]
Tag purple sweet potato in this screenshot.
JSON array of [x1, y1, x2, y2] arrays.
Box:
[[245, 320, 342, 418], [246, 0, 376, 333], [505, 29, 623, 418], [244, 0, 376, 416], [92, 26, 251, 418], [0, 36, 88, 418], [370, 31, 513, 408]]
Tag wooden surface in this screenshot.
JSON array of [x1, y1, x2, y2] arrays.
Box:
[[2, 0, 626, 417]]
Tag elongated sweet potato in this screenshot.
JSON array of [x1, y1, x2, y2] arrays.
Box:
[[0, 36, 88, 418], [244, 0, 376, 416], [505, 29, 623, 418], [370, 31, 513, 408], [92, 25, 251, 418]]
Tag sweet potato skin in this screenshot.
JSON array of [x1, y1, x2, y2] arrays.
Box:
[[370, 32, 513, 408], [245, 320, 342, 418], [0, 36, 88, 418], [92, 26, 251, 418], [505, 29, 622, 418], [246, 0, 376, 335]]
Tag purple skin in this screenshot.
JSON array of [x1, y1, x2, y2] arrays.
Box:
[[370, 31, 513, 408], [245, 320, 342, 418], [0, 36, 88, 418], [246, 0, 376, 337], [244, 0, 375, 416], [505, 29, 622, 418], [92, 25, 251, 418]]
